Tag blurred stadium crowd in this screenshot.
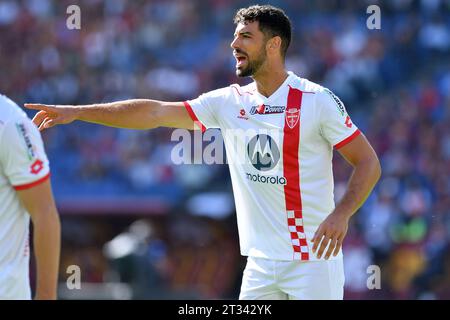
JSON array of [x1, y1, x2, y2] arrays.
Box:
[[1, 0, 449, 299]]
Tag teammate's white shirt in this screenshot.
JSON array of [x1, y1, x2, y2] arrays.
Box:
[[185, 72, 360, 261], [0, 95, 51, 299]]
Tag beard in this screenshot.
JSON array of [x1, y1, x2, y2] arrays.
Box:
[[236, 47, 267, 77]]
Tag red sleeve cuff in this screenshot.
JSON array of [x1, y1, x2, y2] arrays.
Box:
[[183, 101, 206, 133], [13, 172, 51, 191], [334, 130, 361, 150]]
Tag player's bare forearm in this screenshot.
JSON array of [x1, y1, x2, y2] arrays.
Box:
[[76, 99, 163, 129], [25, 99, 195, 130], [32, 208, 61, 300]]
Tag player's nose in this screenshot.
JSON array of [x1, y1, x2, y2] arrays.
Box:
[[230, 37, 239, 50]]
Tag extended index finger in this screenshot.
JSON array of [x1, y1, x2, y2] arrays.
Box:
[[24, 103, 54, 112]]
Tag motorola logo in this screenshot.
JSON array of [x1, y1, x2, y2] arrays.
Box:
[[247, 134, 280, 171]]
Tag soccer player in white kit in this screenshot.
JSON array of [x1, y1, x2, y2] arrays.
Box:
[[0, 94, 60, 299], [26, 5, 381, 299]]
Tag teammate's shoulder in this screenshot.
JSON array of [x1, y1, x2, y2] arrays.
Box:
[[0, 94, 28, 125], [0, 95, 33, 139]]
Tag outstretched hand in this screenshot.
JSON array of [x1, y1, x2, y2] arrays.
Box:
[[24, 104, 78, 131]]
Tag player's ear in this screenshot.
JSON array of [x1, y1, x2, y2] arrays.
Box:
[[267, 36, 282, 54]]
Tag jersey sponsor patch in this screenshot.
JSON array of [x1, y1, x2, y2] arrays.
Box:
[[250, 104, 285, 115], [247, 134, 280, 171], [245, 172, 286, 185], [324, 88, 346, 117]]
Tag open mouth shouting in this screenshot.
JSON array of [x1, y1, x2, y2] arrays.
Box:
[[233, 51, 248, 68]]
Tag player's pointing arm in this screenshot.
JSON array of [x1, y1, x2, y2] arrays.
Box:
[[25, 100, 196, 131]]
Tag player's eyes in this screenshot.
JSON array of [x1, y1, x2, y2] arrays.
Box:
[[233, 34, 250, 39]]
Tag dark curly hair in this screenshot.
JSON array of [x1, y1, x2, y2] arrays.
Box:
[[233, 4, 292, 58]]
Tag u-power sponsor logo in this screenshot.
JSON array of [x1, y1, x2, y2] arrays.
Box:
[[250, 104, 285, 115]]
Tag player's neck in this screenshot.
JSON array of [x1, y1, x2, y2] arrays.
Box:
[[252, 67, 289, 98]]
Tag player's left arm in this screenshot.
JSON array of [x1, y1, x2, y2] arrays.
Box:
[[17, 179, 61, 300], [312, 132, 381, 259]]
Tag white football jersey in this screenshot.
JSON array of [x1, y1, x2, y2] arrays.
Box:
[[0, 94, 51, 299], [185, 72, 360, 261]]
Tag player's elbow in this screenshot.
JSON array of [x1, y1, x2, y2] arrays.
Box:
[[143, 104, 166, 130], [373, 156, 382, 182], [29, 204, 60, 227], [367, 153, 382, 185], [355, 152, 381, 185]]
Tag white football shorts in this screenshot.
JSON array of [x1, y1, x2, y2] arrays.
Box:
[[239, 256, 345, 300]]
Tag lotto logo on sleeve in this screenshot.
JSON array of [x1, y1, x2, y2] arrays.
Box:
[[30, 159, 44, 175]]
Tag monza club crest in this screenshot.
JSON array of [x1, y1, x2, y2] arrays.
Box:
[[285, 107, 300, 129]]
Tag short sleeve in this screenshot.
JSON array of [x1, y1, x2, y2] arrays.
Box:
[[0, 118, 51, 190], [318, 88, 361, 149], [184, 87, 230, 131]]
